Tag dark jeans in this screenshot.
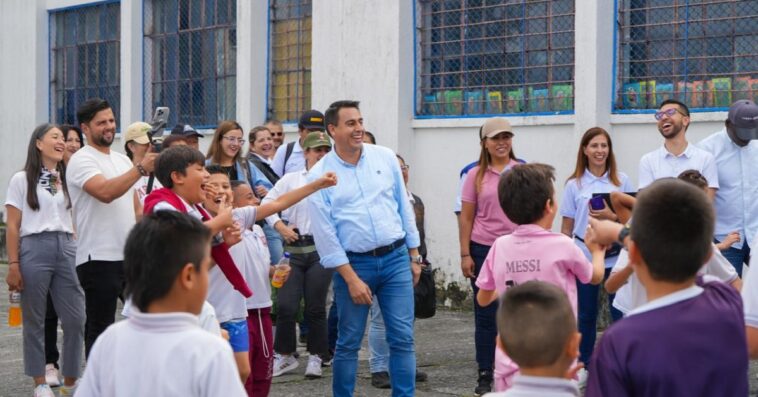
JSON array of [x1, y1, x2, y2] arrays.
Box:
[[577, 267, 623, 367], [76, 260, 124, 358], [470, 241, 497, 372], [715, 238, 751, 277], [274, 251, 333, 356], [45, 293, 59, 367]]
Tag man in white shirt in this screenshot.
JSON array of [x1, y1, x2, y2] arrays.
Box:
[[66, 98, 158, 357], [266, 119, 285, 150], [637, 99, 718, 198], [270, 110, 325, 177], [699, 100, 758, 275]]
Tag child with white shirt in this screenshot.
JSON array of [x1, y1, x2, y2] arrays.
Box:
[[486, 281, 582, 397], [76, 211, 246, 397]]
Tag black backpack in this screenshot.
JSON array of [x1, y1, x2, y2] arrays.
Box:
[[414, 264, 437, 319]]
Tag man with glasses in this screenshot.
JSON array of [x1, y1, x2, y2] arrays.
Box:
[[698, 100, 758, 275], [271, 110, 326, 177], [638, 99, 718, 198], [265, 119, 285, 150]]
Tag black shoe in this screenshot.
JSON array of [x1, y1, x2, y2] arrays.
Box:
[[371, 371, 391, 389], [415, 370, 428, 382], [474, 369, 493, 396]]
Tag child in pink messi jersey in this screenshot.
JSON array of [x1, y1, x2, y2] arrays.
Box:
[[476, 163, 606, 392]]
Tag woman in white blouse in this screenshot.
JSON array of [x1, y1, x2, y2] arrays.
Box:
[[265, 131, 334, 378], [5, 124, 85, 397]]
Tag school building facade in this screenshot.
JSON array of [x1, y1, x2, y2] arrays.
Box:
[[1, 0, 755, 302]]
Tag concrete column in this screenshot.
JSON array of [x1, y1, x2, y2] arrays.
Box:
[[311, 0, 413, 154], [236, 0, 269, 131], [121, 0, 143, 125], [573, 0, 615, 136]]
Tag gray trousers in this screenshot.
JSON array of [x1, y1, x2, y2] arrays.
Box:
[[19, 232, 85, 378]]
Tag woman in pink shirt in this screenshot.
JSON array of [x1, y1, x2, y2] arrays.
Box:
[[458, 117, 523, 395], [559, 127, 633, 386]]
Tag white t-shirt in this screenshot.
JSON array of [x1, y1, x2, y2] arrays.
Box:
[[134, 175, 162, 204], [241, 224, 272, 309], [612, 244, 738, 314], [66, 145, 136, 265], [122, 300, 221, 336], [76, 311, 245, 397], [637, 143, 719, 190], [742, 237, 758, 328], [207, 206, 259, 322], [4, 171, 74, 237]]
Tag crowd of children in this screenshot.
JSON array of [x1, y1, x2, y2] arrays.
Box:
[[6, 96, 758, 397]]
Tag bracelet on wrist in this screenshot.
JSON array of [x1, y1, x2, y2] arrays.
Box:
[[136, 164, 148, 177], [461, 254, 471, 258]]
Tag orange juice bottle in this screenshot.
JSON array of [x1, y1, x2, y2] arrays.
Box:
[[8, 292, 22, 327], [271, 253, 291, 288]]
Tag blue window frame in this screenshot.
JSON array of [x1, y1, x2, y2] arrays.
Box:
[[415, 0, 575, 118], [50, 1, 120, 125], [614, 0, 758, 113], [268, 0, 312, 123], [143, 0, 236, 128]]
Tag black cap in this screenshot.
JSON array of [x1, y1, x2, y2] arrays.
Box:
[[170, 124, 203, 138], [298, 110, 325, 131], [728, 100, 758, 141]]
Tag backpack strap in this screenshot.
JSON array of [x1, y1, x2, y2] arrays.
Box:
[[283, 141, 296, 172]]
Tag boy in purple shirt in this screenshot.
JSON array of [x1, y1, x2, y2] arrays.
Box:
[[476, 163, 605, 391], [585, 179, 748, 397], [487, 281, 582, 397]]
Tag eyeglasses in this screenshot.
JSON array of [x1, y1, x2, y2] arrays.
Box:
[[654, 108, 685, 121], [222, 136, 245, 145], [400, 165, 410, 171]]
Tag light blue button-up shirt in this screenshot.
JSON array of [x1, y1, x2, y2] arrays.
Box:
[[560, 170, 634, 268], [699, 128, 758, 248], [307, 144, 420, 268]]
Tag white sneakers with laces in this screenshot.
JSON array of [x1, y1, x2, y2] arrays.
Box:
[[33, 384, 54, 397], [44, 364, 60, 387], [305, 355, 323, 379], [272, 353, 299, 377]]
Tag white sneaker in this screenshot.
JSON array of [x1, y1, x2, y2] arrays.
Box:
[[44, 364, 60, 387], [577, 368, 589, 388], [33, 384, 55, 397], [305, 355, 323, 379], [272, 354, 299, 377]]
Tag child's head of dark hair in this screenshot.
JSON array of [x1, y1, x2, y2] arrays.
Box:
[[631, 178, 714, 282], [204, 164, 227, 177], [498, 163, 555, 225], [123, 211, 211, 312], [677, 169, 708, 191], [154, 145, 205, 188], [498, 281, 576, 368]]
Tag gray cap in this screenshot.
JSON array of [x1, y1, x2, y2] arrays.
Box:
[[728, 100, 758, 141]]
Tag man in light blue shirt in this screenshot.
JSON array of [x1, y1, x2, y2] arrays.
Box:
[[698, 100, 758, 275], [270, 110, 325, 177], [308, 100, 422, 397]]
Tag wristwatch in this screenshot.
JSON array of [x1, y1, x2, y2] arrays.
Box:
[[617, 224, 631, 244], [411, 255, 424, 264]]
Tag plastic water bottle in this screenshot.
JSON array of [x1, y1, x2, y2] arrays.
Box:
[[8, 292, 22, 327], [271, 253, 292, 288]]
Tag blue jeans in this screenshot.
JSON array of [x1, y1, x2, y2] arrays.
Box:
[[715, 238, 751, 277], [368, 298, 389, 373], [577, 267, 622, 367], [262, 223, 284, 265], [328, 295, 338, 353], [470, 241, 497, 372], [332, 246, 416, 397]]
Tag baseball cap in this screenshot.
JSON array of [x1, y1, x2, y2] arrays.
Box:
[[302, 131, 332, 150], [728, 100, 758, 141], [480, 118, 514, 140], [299, 110, 325, 131], [171, 124, 204, 138], [124, 122, 152, 144]]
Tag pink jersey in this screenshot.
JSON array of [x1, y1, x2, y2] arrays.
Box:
[[475, 223, 593, 391]]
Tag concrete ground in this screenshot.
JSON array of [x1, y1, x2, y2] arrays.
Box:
[[1, 262, 758, 396]]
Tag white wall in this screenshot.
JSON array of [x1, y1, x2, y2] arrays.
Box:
[[0, 0, 734, 296]]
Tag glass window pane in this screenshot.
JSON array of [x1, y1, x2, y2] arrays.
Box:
[[268, 1, 312, 121]]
